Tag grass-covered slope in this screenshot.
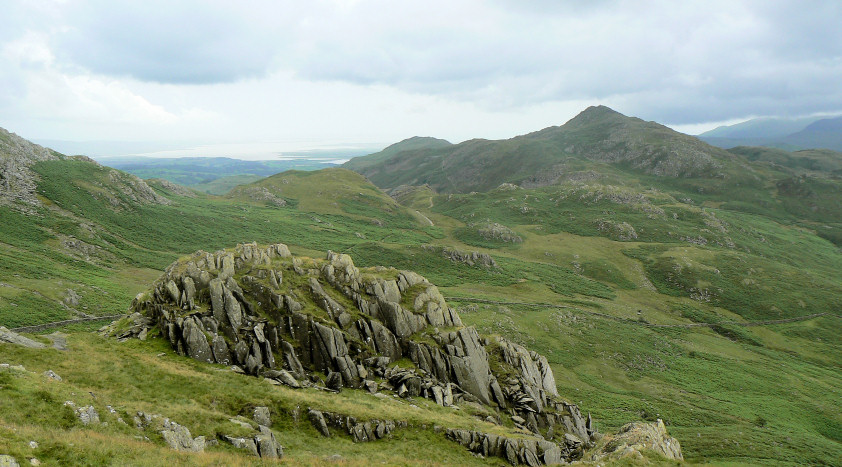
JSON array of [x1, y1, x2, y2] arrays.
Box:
[[0, 333, 507, 466], [2, 126, 842, 464]]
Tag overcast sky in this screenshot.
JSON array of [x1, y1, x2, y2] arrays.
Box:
[[2, 0, 841, 154]]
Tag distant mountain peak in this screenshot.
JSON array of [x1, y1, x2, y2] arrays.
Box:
[[384, 136, 452, 150], [563, 105, 628, 127]]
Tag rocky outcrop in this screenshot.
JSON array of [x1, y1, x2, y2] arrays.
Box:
[[134, 412, 207, 453], [0, 327, 46, 348], [161, 421, 206, 453], [586, 419, 683, 463], [115, 242, 600, 464], [0, 128, 58, 212], [308, 409, 403, 443], [222, 425, 283, 458], [446, 428, 578, 465], [472, 222, 523, 243], [229, 186, 287, 206], [147, 178, 197, 198], [421, 245, 497, 268]]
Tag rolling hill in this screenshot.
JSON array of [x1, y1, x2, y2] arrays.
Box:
[[2, 121, 842, 465], [344, 106, 751, 193]]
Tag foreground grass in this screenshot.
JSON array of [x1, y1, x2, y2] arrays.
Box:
[[0, 333, 509, 466]]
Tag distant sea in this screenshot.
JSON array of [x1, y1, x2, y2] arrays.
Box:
[[35, 139, 384, 164]]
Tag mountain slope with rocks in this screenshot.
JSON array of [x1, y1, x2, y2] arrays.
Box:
[[344, 106, 749, 193]]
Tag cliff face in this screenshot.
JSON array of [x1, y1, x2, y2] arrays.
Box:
[[118, 242, 601, 463]]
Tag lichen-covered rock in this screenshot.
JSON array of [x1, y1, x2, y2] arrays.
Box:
[[308, 409, 331, 437], [223, 425, 283, 458], [253, 406, 271, 427], [161, 421, 205, 453], [75, 406, 100, 425], [0, 327, 46, 349], [115, 242, 607, 463]]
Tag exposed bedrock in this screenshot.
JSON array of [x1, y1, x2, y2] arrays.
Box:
[[118, 242, 605, 464]]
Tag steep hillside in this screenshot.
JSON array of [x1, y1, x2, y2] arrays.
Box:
[[343, 136, 452, 172], [345, 106, 748, 193]]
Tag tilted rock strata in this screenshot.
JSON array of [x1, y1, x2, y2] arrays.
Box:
[[122, 242, 598, 464]]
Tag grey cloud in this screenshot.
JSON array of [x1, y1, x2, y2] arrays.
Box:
[[287, 1, 842, 122], [5, 0, 842, 124], [52, 0, 289, 84]]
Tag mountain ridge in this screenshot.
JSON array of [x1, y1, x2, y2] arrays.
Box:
[[344, 106, 744, 193], [700, 115, 842, 151]]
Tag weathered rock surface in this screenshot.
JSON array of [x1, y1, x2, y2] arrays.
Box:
[[586, 419, 683, 463], [116, 242, 603, 463], [421, 245, 497, 268], [0, 128, 58, 212], [446, 428, 575, 465], [161, 421, 206, 453], [0, 327, 46, 349], [0, 455, 20, 467], [134, 412, 207, 453], [74, 405, 100, 426], [310, 409, 403, 443], [223, 425, 283, 458]]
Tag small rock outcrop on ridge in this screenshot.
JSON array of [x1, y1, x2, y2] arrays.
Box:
[[586, 419, 683, 463], [114, 242, 604, 463]]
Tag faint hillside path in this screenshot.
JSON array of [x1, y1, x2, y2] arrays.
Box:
[[445, 296, 837, 329], [415, 210, 434, 226]]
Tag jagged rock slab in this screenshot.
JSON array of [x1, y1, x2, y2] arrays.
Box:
[[0, 327, 46, 348]]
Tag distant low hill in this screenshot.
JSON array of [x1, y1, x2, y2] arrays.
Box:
[[700, 115, 842, 151], [727, 146, 842, 174]]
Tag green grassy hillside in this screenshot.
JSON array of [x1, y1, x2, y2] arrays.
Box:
[[2, 123, 842, 465]]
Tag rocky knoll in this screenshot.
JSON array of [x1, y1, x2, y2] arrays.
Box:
[[0, 126, 169, 213], [119, 242, 603, 464], [0, 128, 58, 212]]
